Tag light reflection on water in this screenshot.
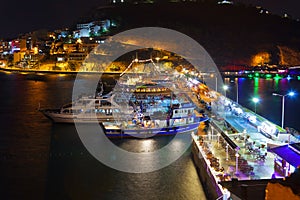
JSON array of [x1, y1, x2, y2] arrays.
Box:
[[47, 124, 206, 200], [0, 72, 206, 200], [1, 72, 300, 199], [225, 77, 300, 130]]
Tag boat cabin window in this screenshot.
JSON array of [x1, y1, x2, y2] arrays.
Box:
[[70, 109, 82, 114], [96, 109, 106, 114], [77, 100, 91, 105], [113, 109, 120, 113], [101, 100, 111, 106], [106, 109, 113, 115]]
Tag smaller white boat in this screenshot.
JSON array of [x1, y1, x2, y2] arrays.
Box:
[[39, 93, 134, 123]]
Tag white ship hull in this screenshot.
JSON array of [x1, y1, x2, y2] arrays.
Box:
[[40, 109, 117, 123]]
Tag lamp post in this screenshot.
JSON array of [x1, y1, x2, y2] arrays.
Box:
[[235, 151, 239, 175], [215, 76, 218, 93], [223, 85, 229, 117], [226, 144, 229, 161], [210, 127, 214, 141], [155, 57, 160, 63], [210, 73, 218, 92], [272, 91, 295, 129], [252, 97, 260, 114], [223, 85, 229, 98], [236, 79, 239, 104]]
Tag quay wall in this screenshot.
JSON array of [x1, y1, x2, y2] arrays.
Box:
[[191, 139, 223, 200], [191, 119, 237, 200]]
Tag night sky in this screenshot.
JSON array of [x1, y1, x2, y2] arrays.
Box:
[[0, 0, 299, 39]]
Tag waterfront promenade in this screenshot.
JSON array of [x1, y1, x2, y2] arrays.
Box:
[[190, 88, 300, 199], [196, 90, 299, 175]]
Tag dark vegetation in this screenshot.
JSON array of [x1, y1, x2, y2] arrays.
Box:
[[78, 2, 300, 67]]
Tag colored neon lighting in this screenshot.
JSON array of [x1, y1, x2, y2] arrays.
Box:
[[274, 77, 279, 90], [254, 76, 259, 96], [274, 74, 283, 80]]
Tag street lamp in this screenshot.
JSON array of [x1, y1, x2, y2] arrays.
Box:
[[155, 57, 160, 63], [235, 150, 239, 175], [272, 91, 295, 129], [210, 73, 218, 92], [252, 97, 260, 114], [223, 85, 229, 98], [226, 144, 229, 161], [217, 132, 221, 147], [236, 79, 239, 104]]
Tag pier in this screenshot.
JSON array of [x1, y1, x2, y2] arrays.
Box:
[[190, 89, 300, 199]]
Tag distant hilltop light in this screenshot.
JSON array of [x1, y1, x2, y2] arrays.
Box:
[[283, 13, 289, 18], [218, 0, 233, 5]]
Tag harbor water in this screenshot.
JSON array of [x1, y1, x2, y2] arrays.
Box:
[[0, 72, 206, 200], [224, 77, 300, 130], [0, 71, 299, 199]]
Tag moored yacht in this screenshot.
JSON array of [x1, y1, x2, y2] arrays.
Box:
[[39, 93, 134, 123]]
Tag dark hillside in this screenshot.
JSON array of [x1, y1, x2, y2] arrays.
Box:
[[79, 2, 300, 66]]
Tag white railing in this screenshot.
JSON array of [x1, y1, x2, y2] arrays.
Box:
[[192, 133, 229, 199]]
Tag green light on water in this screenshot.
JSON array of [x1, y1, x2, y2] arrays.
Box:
[[274, 76, 279, 89], [274, 74, 283, 80], [255, 72, 259, 77], [254, 76, 259, 96], [297, 76, 300, 80], [248, 74, 253, 78], [265, 74, 272, 78]]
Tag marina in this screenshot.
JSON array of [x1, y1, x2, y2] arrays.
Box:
[[37, 61, 300, 199], [39, 70, 209, 138], [1, 1, 300, 199], [1, 70, 300, 199]]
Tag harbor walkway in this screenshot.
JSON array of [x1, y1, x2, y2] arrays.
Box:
[[191, 89, 300, 183]]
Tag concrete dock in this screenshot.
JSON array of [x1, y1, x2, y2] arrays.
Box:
[[190, 90, 300, 199]]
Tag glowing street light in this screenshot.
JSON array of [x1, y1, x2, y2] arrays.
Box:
[[155, 57, 160, 63], [226, 144, 229, 161], [235, 150, 239, 175], [252, 97, 260, 114], [210, 73, 218, 92], [223, 85, 229, 98], [272, 91, 296, 129], [236, 80, 239, 104]]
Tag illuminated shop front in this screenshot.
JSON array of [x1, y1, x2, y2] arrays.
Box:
[[269, 143, 300, 177]]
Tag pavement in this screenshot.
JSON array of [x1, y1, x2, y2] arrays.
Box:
[[192, 90, 295, 181], [196, 123, 279, 181], [181, 80, 298, 181]]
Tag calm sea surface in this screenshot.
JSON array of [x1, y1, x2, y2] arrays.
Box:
[[1, 72, 300, 200], [224, 77, 300, 130], [0, 72, 206, 200]]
